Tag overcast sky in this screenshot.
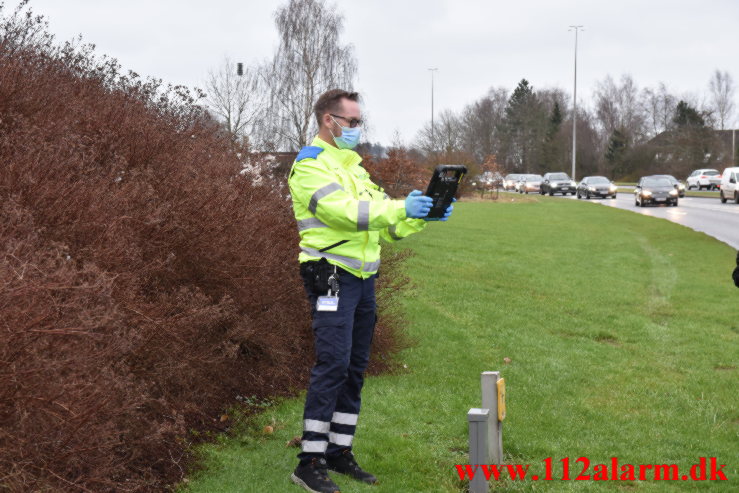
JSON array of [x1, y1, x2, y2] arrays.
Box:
[[5, 0, 738, 145]]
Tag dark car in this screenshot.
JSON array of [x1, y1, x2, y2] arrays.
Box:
[[577, 176, 617, 199], [541, 172, 577, 196], [651, 174, 685, 198], [634, 176, 679, 207]]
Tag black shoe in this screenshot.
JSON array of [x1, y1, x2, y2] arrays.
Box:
[[291, 457, 341, 493], [326, 450, 377, 484]]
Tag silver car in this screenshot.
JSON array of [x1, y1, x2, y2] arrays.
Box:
[[503, 173, 523, 191], [518, 174, 544, 194]]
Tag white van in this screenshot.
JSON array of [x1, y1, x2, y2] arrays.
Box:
[[720, 167, 739, 203]]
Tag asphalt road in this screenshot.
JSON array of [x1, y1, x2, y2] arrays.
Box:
[[564, 192, 739, 249]]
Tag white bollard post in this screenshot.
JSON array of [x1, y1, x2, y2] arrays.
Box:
[[467, 408, 489, 493], [481, 371, 504, 465]]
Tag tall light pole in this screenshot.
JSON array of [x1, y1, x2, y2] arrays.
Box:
[[569, 25, 583, 181], [428, 68, 438, 152]]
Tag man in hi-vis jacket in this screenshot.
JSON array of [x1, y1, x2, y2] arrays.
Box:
[[287, 89, 453, 493]]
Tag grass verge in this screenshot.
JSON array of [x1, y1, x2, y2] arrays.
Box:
[[684, 191, 720, 198], [178, 197, 737, 493]]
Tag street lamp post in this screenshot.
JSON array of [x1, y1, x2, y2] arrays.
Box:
[[569, 25, 583, 181], [428, 68, 438, 152]]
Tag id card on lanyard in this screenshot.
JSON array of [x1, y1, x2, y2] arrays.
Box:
[[316, 267, 340, 312], [316, 292, 339, 311]]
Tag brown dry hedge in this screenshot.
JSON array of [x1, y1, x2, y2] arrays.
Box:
[[0, 5, 409, 491]]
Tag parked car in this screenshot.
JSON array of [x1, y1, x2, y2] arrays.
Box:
[[503, 174, 523, 191], [651, 174, 686, 198], [635, 176, 679, 207], [576, 176, 617, 199], [540, 172, 577, 195], [719, 167, 739, 204], [518, 174, 544, 194], [686, 169, 721, 190]]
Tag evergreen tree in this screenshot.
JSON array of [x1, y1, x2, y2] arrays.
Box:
[[541, 101, 565, 170], [549, 101, 563, 135], [500, 79, 547, 172], [673, 100, 705, 128], [605, 130, 627, 166], [668, 100, 716, 176]]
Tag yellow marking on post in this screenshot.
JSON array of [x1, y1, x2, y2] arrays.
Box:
[[497, 378, 506, 421]]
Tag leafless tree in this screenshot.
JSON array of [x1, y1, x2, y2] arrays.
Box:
[[460, 87, 508, 162], [415, 109, 464, 155], [562, 107, 603, 176], [204, 57, 266, 145], [708, 69, 736, 130], [261, 0, 357, 151], [641, 82, 677, 136], [537, 87, 570, 117], [593, 74, 647, 146]]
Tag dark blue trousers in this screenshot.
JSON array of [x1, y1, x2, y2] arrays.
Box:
[[298, 266, 377, 464]]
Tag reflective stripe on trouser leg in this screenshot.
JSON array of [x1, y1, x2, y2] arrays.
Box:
[[304, 419, 330, 434], [301, 440, 328, 453], [332, 412, 358, 426], [327, 413, 357, 450], [301, 419, 330, 454], [329, 432, 354, 447]]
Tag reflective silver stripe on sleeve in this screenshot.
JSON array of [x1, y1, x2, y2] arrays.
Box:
[[387, 224, 402, 241], [357, 201, 370, 231], [301, 440, 328, 453], [328, 432, 354, 447], [309, 183, 344, 214], [363, 259, 381, 273], [297, 217, 329, 232], [301, 247, 363, 270], [332, 412, 358, 426], [304, 419, 330, 434]]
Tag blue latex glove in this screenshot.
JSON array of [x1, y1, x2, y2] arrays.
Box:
[[425, 198, 456, 222], [405, 190, 434, 218]]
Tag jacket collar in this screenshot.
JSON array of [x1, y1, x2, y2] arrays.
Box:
[[312, 136, 362, 169]]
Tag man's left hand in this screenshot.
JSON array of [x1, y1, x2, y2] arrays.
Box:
[[424, 198, 455, 222]]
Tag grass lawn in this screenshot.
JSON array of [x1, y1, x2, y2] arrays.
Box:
[[178, 196, 737, 492], [684, 191, 721, 198]]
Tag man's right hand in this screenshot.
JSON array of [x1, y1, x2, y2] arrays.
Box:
[[405, 190, 433, 218]]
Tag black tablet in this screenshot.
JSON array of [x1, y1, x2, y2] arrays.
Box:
[[424, 165, 467, 218]]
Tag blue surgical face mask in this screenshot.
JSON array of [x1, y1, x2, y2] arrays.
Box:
[[330, 116, 361, 150]]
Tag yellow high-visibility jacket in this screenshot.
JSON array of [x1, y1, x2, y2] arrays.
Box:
[[288, 136, 426, 278]]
